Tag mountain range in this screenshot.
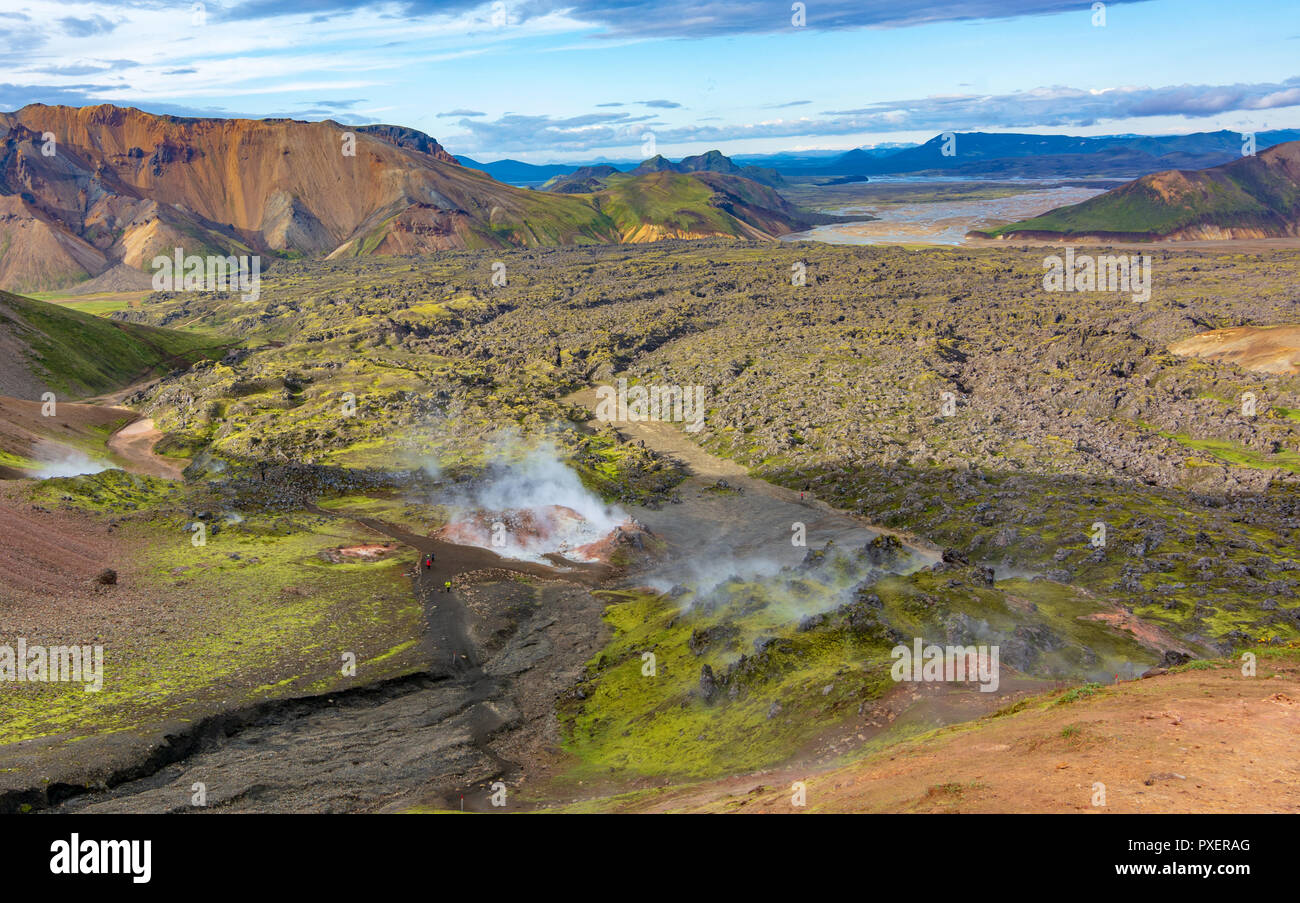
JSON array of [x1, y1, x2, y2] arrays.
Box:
[[6, 104, 1298, 293], [0, 105, 822, 292], [787, 129, 1300, 179], [627, 150, 784, 186], [454, 156, 595, 185], [464, 130, 1300, 185], [541, 149, 784, 193]]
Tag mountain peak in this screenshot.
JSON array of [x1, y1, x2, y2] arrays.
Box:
[[354, 124, 458, 165], [628, 150, 783, 186]]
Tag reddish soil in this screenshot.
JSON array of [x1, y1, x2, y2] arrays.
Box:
[[1083, 610, 1198, 657], [435, 505, 643, 564], [0, 484, 177, 652], [319, 542, 401, 563]]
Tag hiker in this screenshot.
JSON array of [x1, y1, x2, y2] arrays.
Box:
[[444, 580, 452, 594], [423, 554, 433, 570]]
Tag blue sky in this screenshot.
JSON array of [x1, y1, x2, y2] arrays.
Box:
[[1, 0, 1297, 161]]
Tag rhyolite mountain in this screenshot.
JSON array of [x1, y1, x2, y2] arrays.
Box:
[[975, 140, 1300, 241], [0, 105, 816, 292]]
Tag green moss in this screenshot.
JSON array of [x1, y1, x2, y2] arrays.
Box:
[[0, 510, 425, 746], [559, 586, 896, 783], [1055, 682, 1106, 705]]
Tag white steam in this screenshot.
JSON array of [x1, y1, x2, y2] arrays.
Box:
[[645, 554, 788, 598], [29, 442, 111, 479], [470, 441, 626, 534], [430, 438, 631, 563]]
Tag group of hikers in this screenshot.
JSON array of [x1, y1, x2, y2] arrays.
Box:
[[423, 552, 453, 593]]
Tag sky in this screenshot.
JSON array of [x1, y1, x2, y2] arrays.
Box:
[[1, 0, 1298, 162]]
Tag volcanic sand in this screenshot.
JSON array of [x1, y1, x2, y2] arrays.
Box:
[[46, 514, 614, 814]]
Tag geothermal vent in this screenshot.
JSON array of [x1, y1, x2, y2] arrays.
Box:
[[435, 505, 649, 564]]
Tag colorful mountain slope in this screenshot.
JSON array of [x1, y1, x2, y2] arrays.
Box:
[[0, 105, 817, 292], [978, 141, 1300, 241]]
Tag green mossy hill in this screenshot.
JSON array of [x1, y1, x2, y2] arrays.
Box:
[[0, 290, 222, 397], [984, 140, 1300, 238]]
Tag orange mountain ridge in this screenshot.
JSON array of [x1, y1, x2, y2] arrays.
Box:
[[0, 104, 816, 292]]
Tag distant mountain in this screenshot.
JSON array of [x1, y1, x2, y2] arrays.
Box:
[[454, 156, 585, 184], [735, 146, 914, 173], [680, 150, 784, 186], [818, 130, 1300, 179], [589, 170, 830, 241], [541, 165, 621, 193], [529, 150, 826, 238], [975, 140, 1300, 241], [630, 154, 677, 175], [0, 105, 813, 291], [626, 149, 784, 187]]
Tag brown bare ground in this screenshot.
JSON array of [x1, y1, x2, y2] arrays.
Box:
[[0, 484, 171, 649], [105, 417, 184, 479], [1082, 610, 1199, 658], [0, 394, 132, 477]]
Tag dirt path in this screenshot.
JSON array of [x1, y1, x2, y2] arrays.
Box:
[[77, 375, 165, 407], [105, 417, 183, 479], [567, 386, 941, 583]]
